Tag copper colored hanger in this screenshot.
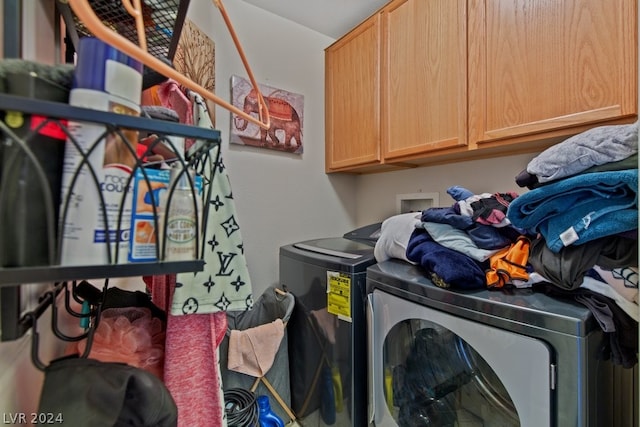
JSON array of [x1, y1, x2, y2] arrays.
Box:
[[67, 0, 271, 130]]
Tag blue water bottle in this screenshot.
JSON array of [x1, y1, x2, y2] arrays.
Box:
[[257, 395, 284, 427]]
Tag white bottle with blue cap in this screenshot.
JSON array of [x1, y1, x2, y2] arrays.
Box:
[[59, 37, 143, 265]]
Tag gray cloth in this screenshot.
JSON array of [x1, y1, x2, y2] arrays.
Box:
[[141, 105, 180, 122], [516, 153, 639, 189], [526, 123, 638, 183], [420, 221, 500, 262], [528, 235, 638, 290]]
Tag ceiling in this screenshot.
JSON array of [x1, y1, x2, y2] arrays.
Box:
[[239, 0, 388, 39]]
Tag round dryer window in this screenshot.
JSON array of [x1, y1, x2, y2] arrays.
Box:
[[368, 290, 552, 427], [385, 320, 520, 426]]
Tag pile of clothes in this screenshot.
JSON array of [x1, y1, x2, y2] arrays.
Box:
[[374, 122, 639, 367], [509, 122, 638, 368]]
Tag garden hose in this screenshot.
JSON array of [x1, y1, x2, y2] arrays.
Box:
[[224, 388, 259, 427]]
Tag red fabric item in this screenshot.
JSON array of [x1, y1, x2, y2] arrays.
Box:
[[156, 80, 193, 126], [163, 312, 228, 427], [143, 274, 173, 314], [144, 274, 228, 426]]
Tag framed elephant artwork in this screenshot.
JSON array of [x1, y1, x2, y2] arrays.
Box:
[[230, 75, 304, 154]]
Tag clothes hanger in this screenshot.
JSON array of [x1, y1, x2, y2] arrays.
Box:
[[27, 280, 108, 371], [67, 0, 271, 130]]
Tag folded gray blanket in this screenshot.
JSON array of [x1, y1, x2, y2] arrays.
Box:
[[526, 123, 638, 183]]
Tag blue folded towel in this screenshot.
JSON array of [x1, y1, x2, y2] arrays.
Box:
[[507, 169, 638, 252]]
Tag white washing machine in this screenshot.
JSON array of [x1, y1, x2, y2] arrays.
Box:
[[367, 259, 636, 427]]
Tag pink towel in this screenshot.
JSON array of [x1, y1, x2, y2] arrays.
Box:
[[164, 312, 228, 427], [227, 319, 284, 377], [145, 274, 228, 427], [144, 274, 173, 314], [156, 80, 194, 126]]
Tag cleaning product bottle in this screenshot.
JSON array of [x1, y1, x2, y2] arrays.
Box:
[[158, 164, 202, 261], [257, 395, 284, 427], [59, 37, 143, 266]]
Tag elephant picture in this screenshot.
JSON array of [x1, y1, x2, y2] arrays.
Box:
[[230, 75, 304, 154]]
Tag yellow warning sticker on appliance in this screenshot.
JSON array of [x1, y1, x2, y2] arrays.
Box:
[[327, 271, 351, 321]]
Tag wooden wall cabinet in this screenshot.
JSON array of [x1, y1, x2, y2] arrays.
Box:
[[325, 0, 638, 173], [467, 0, 638, 151], [325, 14, 381, 171], [382, 0, 468, 162]]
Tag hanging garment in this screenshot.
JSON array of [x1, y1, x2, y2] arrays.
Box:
[[171, 90, 253, 315], [146, 275, 228, 427], [163, 311, 228, 427], [159, 92, 253, 427]]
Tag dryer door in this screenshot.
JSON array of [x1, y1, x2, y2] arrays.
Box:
[[368, 291, 553, 427]]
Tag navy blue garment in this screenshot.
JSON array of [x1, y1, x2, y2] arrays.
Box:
[[406, 228, 488, 290]]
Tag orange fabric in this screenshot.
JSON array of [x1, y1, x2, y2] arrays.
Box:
[[141, 85, 163, 107], [485, 237, 531, 288]]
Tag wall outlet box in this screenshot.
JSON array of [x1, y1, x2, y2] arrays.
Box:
[[396, 192, 439, 214]]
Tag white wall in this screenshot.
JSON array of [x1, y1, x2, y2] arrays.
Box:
[[186, 0, 357, 297], [21, 0, 57, 64], [355, 152, 537, 226]]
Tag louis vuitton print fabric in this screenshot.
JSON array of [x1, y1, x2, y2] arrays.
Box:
[[172, 92, 253, 315]]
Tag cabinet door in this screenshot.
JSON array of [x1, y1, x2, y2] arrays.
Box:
[[468, 0, 638, 148], [325, 15, 381, 171], [382, 0, 468, 161]]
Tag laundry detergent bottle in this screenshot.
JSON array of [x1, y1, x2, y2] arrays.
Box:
[[257, 395, 284, 427]]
